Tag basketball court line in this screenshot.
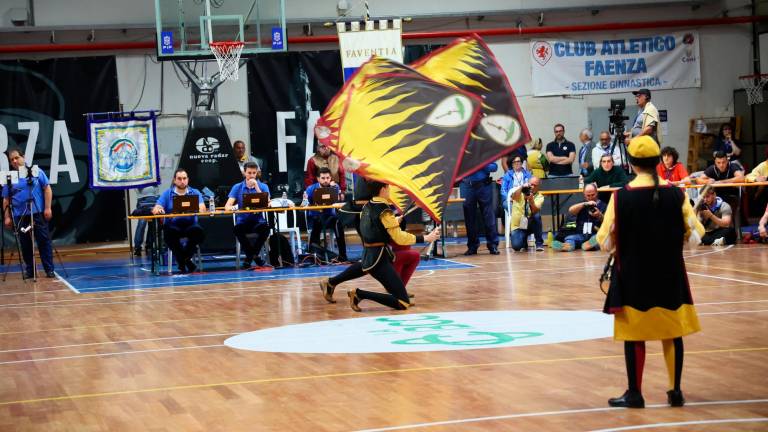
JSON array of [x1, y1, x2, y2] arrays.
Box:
[[0, 307, 763, 357], [353, 400, 768, 432], [0, 347, 764, 406], [687, 272, 768, 286], [54, 271, 80, 293], [588, 418, 768, 432]]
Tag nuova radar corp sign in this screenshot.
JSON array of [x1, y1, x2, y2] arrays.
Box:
[[225, 310, 612, 354]]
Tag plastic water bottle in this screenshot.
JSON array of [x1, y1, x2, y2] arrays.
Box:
[[578, 175, 585, 190], [301, 191, 309, 207], [527, 234, 535, 250], [281, 191, 289, 207], [209, 196, 215, 214]]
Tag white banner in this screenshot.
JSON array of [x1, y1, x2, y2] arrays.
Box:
[[338, 20, 403, 81], [88, 115, 159, 189], [531, 31, 701, 96]]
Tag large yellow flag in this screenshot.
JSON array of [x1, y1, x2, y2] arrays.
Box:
[[411, 35, 531, 179], [334, 72, 482, 222]]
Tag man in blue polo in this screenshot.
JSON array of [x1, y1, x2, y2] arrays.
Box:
[[460, 162, 499, 255], [305, 167, 347, 262], [152, 168, 206, 273], [224, 161, 271, 268], [2, 147, 55, 279]]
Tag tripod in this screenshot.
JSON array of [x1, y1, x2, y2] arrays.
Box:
[[2, 172, 29, 282], [609, 121, 631, 175]]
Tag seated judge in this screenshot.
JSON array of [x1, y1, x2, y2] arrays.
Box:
[[152, 168, 206, 273], [305, 167, 347, 262], [224, 162, 271, 268]]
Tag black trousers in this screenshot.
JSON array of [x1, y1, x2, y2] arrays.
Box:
[[330, 259, 410, 310], [701, 227, 736, 245], [163, 222, 204, 266], [234, 218, 270, 260], [309, 214, 347, 259]]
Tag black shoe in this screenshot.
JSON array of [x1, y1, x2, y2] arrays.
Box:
[[133, 248, 142, 257], [319, 279, 336, 303], [45, 270, 56, 278], [608, 390, 645, 408], [186, 259, 197, 273], [489, 247, 500, 255], [463, 249, 477, 256], [178, 262, 188, 274], [24, 271, 33, 279], [667, 390, 685, 407], [254, 257, 266, 267], [241, 256, 253, 269]]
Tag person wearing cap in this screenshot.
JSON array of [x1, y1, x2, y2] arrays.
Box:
[[596, 135, 704, 409], [233, 140, 259, 173], [626, 89, 662, 145], [224, 161, 271, 268]]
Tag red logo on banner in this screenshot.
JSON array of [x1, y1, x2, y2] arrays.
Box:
[[532, 41, 552, 66]]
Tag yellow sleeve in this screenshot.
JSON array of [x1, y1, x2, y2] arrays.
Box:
[[534, 193, 545, 210], [746, 162, 765, 182], [381, 210, 418, 246], [682, 192, 705, 242], [596, 191, 616, 252]]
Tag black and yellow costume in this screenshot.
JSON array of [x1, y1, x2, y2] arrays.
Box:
[[596, 136, 704, 408], [328, 197, 424, 311]]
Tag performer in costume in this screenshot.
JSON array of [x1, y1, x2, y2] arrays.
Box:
[[596, 136, 704, 408], [319, 181, 439, 310]]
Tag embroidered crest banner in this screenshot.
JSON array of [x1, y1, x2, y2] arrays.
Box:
[[87, 114, 160, 189]]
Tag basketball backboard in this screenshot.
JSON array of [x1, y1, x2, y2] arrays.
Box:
[[154, 0, 287, 60]]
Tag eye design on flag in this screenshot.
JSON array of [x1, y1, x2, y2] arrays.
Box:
[[426, 95, 473, 127], [315, 125, 331, 139], [480, 115, 521, 146]]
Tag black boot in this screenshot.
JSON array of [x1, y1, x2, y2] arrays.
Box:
[[608, 390, 645, 408], [667, 390, 685, 407]]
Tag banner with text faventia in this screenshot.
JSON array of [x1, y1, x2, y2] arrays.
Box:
[[87, 111, 160, 190], [530, 31, 700, 96], [337, 19, 403, 81]]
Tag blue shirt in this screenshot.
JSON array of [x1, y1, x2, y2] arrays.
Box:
[[500, 168, 532, 202], [2, 169, 50, 218], [306, 182, 339, 218], [463, 163, 498, 183], [228, 180, 270, 224], [155, 186, 204, 226]]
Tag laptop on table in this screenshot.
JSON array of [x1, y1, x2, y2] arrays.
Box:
[[242, 192, 270, 210], [312, 187, 338, 206], [172, 195, 200, 214]]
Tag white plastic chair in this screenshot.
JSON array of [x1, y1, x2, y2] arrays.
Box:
[[274, 208, 303, 258]]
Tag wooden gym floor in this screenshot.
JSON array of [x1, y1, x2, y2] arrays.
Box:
[[0, 243, 766, 431]]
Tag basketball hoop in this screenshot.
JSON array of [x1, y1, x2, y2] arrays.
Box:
[[210, 41, 245, 81], [738, 73, 768, 105]]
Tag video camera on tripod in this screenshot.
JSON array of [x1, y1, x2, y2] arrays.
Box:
[[607, 99, 631, 171]]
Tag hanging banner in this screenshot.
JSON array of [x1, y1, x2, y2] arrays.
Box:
[[531, 31, 701, 96], [0, 58, 124, 245], [88, 113, 160, 189], [338, 19, 403, 81]]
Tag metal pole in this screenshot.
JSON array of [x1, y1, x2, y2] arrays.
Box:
[[751, 0, 760, 165], [126, 189, 133, 258]]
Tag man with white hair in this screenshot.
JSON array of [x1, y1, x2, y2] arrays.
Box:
[[577, 128, 595, 176]]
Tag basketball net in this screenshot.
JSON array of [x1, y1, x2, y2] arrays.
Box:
[[739, 74, 768, 105], [210, 41, 245, 81]]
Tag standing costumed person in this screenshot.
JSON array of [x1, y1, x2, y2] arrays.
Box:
[[596, 136, 704, 408]]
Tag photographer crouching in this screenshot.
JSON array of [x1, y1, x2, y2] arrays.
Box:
[[696, 184, 736, 246], [508, 177, 544, 251], [552, 183, 606, 252]]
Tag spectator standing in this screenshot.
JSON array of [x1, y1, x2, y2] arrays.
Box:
[[545, 124, 576, 177]]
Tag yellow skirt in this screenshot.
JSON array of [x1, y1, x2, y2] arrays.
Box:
[[614, 304, 701, 341]]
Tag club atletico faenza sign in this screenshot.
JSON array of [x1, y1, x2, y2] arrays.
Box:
[[225, 310, 612, 354], [531, 31, 701, 96]]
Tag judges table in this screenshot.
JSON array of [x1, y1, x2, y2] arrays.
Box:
[[540, 181, 768, 235], [129, 204, 341, 275]]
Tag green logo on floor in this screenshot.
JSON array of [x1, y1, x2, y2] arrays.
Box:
[[225, 310, 612, 354]]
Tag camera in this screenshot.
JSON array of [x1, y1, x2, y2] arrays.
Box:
[[696, 201, 708, 212], [608, 99, 629, 126], [521, 186, 531, 196], [584, 202, 596, 212]]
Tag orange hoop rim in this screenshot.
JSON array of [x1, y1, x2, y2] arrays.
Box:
[[209, 41, 245, 48], [738, 73, 768, 80]]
